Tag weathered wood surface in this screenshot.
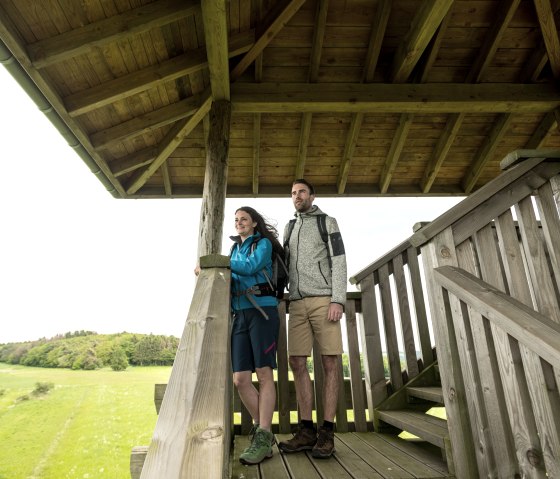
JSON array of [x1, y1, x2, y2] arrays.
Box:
[[139, 255, 231, 479], [3, 3, 560, 198]]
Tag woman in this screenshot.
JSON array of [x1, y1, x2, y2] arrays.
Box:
[[229, 206, 283, 465]]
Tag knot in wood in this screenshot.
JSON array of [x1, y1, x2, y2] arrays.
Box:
[[440, 246, 451, 258], [199, 425, 224, 441], [447, 387, 456, 400], [526, 448, 541, 467]]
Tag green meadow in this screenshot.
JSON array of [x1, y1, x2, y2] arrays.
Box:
[[0, 363, 171, 479]]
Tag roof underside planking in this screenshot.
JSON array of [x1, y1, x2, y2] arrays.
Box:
[[0, 0, 559, 199]]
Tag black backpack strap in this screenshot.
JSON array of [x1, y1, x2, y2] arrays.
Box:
[[316, 214, 332, 269], [284, 219, 296, 249]]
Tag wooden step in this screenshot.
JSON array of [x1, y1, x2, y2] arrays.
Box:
[[375, 410, 448, 449], [407, 386, 444, 404]]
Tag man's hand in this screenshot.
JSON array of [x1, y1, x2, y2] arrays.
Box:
[[328, 302, 343, 322]]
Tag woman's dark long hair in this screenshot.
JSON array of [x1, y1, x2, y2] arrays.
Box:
[[235, 206, 284, 259]]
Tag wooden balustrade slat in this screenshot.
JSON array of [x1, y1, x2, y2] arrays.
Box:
[[335, 357, 349, 432], [470, 225, 520, 475], [345, 300, 368, 432], [536, 181, 560, 304], [406, 246, 433, 367], [515, 196, 560, 323], [421, 228, 478, 477], [277, 301, 291, 434], [393, 253, 420, 379], [357, 274, 387, 414], [378, 263, 403, 391]]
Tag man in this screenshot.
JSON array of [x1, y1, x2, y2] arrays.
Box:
[[278, 179, 347, 459]]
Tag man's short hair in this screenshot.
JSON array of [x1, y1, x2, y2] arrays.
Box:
[[293, 178, 315, 195]]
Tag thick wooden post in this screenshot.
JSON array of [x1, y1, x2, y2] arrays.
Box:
[[139, 255, 231, 479], [198, 100, 231, 257]]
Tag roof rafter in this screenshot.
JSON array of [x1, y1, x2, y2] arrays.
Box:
[[467, 0, 521, 82], [295, 0, 329, 180], [28, 0, 199, 69], [230, 83, 560, 113], [201, 0, 230, 100], [525, 109, 559, 149], [462, 113, 513, 194], [64, 31, 254, 117], [390, 0, 453, 83], [533, 0, 560, 80], [90, 94, 204, 150], [337, 113, 363, 194], [230, 0, 306, 81], [379, 113, 413, 193], [126, 90, 213, 195]]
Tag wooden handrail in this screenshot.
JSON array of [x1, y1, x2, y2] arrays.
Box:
[[434, 265, 560, 368]]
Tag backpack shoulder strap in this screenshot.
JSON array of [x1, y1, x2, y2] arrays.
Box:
[[284, 219, 297, 248], [316, 214, 328, 244]]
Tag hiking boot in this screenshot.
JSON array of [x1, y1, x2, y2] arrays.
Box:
[[241, 423, 259, 455], [239, 428, 273, 465], [278, 424, 317, 453], [311, 426, 335, 458]]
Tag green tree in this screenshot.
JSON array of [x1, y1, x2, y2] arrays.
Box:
[[109, 347, 129, 371]]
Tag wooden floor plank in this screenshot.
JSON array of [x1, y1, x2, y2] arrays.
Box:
[[374, 435, 451, 477], [407, 387, 444, 403], [261, 440, 292, 479], [232, 436, 259, 479], [336, 433, 415, 478], [275, 434, 321, 479], [331, 436, 385, 479]]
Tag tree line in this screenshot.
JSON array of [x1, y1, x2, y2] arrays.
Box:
[[0, 331, 179, 371]]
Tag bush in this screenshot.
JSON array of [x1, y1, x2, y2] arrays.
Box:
[[109, 347, 129, 371], [32, 382, 54, 396]]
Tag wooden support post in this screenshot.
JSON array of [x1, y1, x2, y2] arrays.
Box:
[[138, 255, 232, 479], [198, 100, 231, 257]]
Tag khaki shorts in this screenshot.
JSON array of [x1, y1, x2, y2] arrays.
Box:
[[288, 296, 343, 356]]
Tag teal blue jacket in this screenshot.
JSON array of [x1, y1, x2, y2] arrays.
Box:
[[230, 233, 278, 311]]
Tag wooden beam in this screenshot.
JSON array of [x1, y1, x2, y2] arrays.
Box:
[[64, 31, 254, 116], [91, 95, 203, 150], [111, 148, 156, 177], [379, 113, 413, 193], [390, 0, 453, 83], [525, 110, 559, 149], [161, 162, 172, 196], [198, 101, 232, 257], [126, 90, 212, 195], [230, 83, 560, 113], [533, 0, 560, 80], [363, 0, 392, 82], [466, 0, 521, 82], [308, 0, 329, 82], [230, 0, 306, 81], [417, 10, 452, 83], [27, 0, 199, 69], [420, 113, 465, 193], [201, 0, 230, 101], [462, 113, 513, 194], [295, 112, 312, 179], [337, 113, 363, 194], [252, 113, 261, 195], [519, 42, 549, 82]]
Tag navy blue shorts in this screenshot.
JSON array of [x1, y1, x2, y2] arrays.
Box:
[[231, 306, 279, 373]]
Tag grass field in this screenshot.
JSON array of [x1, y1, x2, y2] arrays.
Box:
[[0, 363, 171, 479]]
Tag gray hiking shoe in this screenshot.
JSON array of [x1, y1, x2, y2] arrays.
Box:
[[239, 427, 273, 465], [278, 424, 317, 453]]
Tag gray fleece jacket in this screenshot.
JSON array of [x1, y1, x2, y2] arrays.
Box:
[[283, 205, 347, 306]]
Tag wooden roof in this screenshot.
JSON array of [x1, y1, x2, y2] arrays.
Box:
[[1, 0, 559, 198]]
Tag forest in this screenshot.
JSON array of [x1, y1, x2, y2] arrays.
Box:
[[0, 331, 179, 371]]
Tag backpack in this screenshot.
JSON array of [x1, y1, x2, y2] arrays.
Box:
[[284, 213, 331, 269], [229, 237, 288, 300]]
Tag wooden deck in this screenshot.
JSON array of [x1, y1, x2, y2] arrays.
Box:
[[232, 433, 453, 479]]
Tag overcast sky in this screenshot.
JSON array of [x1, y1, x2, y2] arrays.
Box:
[[0, 66, 463, 344]]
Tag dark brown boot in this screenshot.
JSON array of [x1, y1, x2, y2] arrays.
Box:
[[311, 426, 335, 458], [278, 424, 317, 453]]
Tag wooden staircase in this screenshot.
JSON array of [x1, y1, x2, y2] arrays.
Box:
[[373, 363, 454, 474]]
